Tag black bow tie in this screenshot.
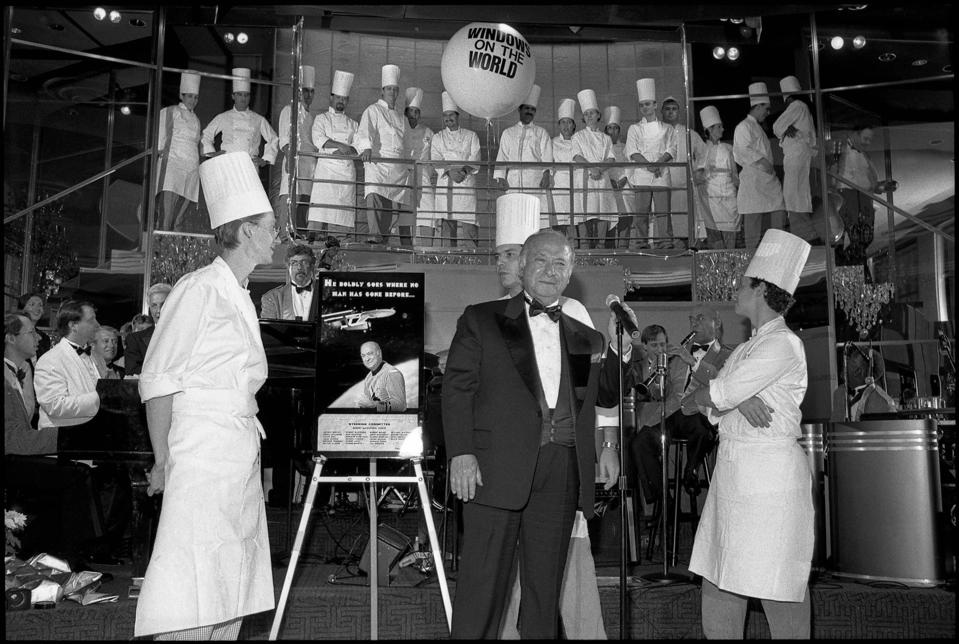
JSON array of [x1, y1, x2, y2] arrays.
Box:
[[6, 363, 26, 383], [73, 344, 92, 356], [527, 297, 562, 322], [691, 343, 710, 354], [294, 282, 313, 294]]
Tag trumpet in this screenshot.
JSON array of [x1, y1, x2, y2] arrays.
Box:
[[635, 331, 697, 399]]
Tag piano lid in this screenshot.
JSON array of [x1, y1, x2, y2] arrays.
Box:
[[260, 319, 317, 383]]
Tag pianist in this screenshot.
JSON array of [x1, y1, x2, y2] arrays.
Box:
[[259, 242, 319, 321], [134, 151, 276, 640]]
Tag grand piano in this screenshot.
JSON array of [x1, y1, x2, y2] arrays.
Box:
[[57, 320, 320, 573]]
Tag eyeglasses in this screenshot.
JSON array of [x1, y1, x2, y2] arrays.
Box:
[[289, 258, 313, 267], [253, 221, 279, 239]]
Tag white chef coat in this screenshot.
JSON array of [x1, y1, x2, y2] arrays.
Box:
[[494, 121, 553, 213], [34, 338, 100, 428], [430, 127, 481, 223], [355, 99, 409, 204], [689, 316, 814, 602], [624, 118, 677, 188], [134, 256, 273, 637], [309, 108, 359, 227], [403, 122, 435, 227], [156, 103, 201, 201], [277, 101, 317, 197], [550, 135, 584, 226], [772, 100, 817, 213], [733, 114, 785, 215], [609, 141, 638, 218], [201, 107, 279, 164], [698, 140, 740, 232], [571, 128, 616, 222], [669, 123, 710, 239]]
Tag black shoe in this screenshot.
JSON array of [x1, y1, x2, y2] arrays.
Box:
[[683, 472, 702, 497]]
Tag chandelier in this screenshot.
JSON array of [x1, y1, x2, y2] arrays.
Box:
[[833, 265, 895, 337]]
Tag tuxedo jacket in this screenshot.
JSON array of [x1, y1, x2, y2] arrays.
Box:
[[4, 374, 58, 455], [442, 292, 629, 518], [260, 282, 319, 321], [33, 338, 101, 429], [124, 326, 154, 376]]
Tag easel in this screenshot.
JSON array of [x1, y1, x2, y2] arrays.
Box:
[[269, 429, 453, 640]]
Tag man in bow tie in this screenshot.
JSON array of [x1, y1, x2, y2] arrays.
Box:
[[4, 313, 47, 447], [634, 306, 733, 503], [260, 243, 319, 321], [443, 229, 636, 638]]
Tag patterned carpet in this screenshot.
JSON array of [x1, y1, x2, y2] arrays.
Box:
[[6, 505, 956, 639]]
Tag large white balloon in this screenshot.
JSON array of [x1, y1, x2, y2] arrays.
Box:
[[440, 22, 536, 120]]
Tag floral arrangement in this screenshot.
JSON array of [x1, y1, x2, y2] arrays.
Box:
[[5, 508, 27, 557]]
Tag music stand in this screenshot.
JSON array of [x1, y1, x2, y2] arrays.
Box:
[[641, 353, 692, 585]]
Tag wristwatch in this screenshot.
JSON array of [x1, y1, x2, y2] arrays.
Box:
[[601, 441, 620, 451]]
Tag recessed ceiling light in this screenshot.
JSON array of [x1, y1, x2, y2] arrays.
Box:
[[119, 105, 132, 116], [236, 32, 249, 44], [912, 58, 928, 66], [223, 32, 235, 44], [727, 47, 741, 61], [943, 64, 953, 73], [49, 23, 65, 31], [852, 35, 866, 49], [10, 26, 22, 35], [830, 36, 845, 50], [109, 10, 121, 24], [808, 40, 825, 51], [93, 7, 106, 21], [878, 52, 896, 62], [730, 18, 744, 24], [129, 18, 146, 27], [712, 46, 726, 60]]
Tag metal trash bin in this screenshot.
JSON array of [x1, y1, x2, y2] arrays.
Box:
[[827, 419, 944, 587], [799, 423, 827, 569]]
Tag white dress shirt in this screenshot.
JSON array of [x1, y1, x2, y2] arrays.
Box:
[[201, 107, 279, 163]]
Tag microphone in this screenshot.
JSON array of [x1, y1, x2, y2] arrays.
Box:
[[678, 331, 697, 348], [605, 294, 640, 339], [657, 352, 667, 372]]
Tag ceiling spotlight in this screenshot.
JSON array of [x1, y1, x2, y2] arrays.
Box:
[[223, 32, 235, 44], [712, 46, 726, 60], [852, 35, 866, 49], [878, 52, 896, 62], [93, 7, 106, 21], [727, 47, 741, 61], [730, 18, 744, 24], [912, 58, 928, 66], [236, 32, 249, 44], [109, 10, 121, 24], [720, 18, 729, 22], [808, 40, 825, 51], [119, 105, 132, 116], [830, 36, 845, 50]]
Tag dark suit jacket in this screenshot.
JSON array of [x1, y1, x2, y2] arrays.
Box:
[[259, 283, 319, 321], [124, 326, 154, 376], [442, 292, 628, 519], [4, 376, 58, 455]]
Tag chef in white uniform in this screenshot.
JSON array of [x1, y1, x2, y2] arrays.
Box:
[[550, 98, 581, 233], [135, 151, 277, 640], [274, 65, 317, 242], [772, 75, 818, 243], [494, 84, 553, 214], [356, 64, 409, 245], [604, 105, 637, 243], [662, 96, 709, 249], [696, 106, 739, 249], [430, 91, 481, 248], [308, 70, 359, 240], [402, 87, 435, 241], [156, 70, 202, 232], [733, 82, 786, 250], [624, 78, 677, 249], [571, 89, 615, 249], [201, 68, 279, 167], [688, 228, 814, 639]]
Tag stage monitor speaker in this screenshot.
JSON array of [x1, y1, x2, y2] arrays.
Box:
[[358, 523, 414, 586], [588, 487, 638, 566]]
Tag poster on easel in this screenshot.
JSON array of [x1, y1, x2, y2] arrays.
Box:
[[315, 272, 424, 457]]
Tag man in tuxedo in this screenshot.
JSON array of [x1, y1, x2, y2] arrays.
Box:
[[124, 282, 172, 376], [442, 230, 635, 638], [260, 243, 319, 321], [634, 307, 733, 502], [4, 313, 53, 451]]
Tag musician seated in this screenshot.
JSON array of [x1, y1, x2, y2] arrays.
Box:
[[4, 313, 111, 572], [630, 309, 733, 507]]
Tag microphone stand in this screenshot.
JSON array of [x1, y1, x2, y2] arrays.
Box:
[[615, 318, 629, 639], [642, 352, 691, 585]]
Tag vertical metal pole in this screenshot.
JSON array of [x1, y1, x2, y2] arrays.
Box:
[[3, 6, 14, 131], [412, 458, 453, 631], [680, 24, 696, 251], [19, 118, 40, 294], [99, 71, 117, 268], [880, 123, 897, 287], [142, 6, 166, 312], [285, 17, 303, 238], [369, 458, 378, 640]]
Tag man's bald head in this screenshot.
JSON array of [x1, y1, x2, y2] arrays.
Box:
[[360, 341, 383, 372]]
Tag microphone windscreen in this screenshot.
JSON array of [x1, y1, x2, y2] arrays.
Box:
[[605, 294, 620, 307]]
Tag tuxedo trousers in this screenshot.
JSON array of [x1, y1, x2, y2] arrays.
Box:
[[452, 443, 579, 639]]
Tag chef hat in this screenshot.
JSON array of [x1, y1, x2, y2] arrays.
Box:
[[603, 105, 621, 126], [699, 105, 722, 130], [557, 98, 576, 121], [179, 71, 201, 94], [405, 87, 424, 109], [495, 193, 540, 249], [577, 89, 598, 114], [636, 78, 656, 102], [743, 229, 811, 295], [199, 151, 274, 230], [381, 64, 400, 87], [748, 81, 770, 106], [231, 68, 251, 93], [331, 70, 354, 97], [299, 65, 315, 89], [441, 91, 459, 113], [523, 84, 541, 108], [780, 75, 801, 95]]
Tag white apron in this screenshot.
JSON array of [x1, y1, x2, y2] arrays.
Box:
[[403, 124, 435, 227], [157, 104, 201, 201], [702, 143, 740, 232], [358, 101, 409, 205], [431, 128, 479, 223], [279, 103, 316, 198], [737, 165, 785, 215], [571, 128, 616, 222], [551, 137, 584, 226], [781, 143, 813, 214], [309, 110, 359, 228], [609, 141, 638, 218]]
